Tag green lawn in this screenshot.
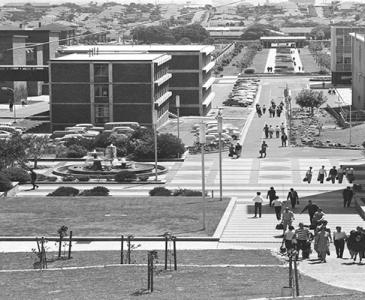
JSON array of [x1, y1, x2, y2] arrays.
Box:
[[0, 197, 230, 237]]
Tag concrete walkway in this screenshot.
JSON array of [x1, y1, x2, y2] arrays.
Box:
[[291, 49, 304, 73], [264, 48, 276, 73]]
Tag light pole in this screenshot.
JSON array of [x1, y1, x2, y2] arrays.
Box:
[[199, 122, 206, 230], [152, 109, 158, 181], [288, 95, 292, 145], [176, 95, 180, 141], [217, 109, 223, 201], [1, 87, 16, 123]]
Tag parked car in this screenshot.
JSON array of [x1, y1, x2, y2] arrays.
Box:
[[104, 122, 143, 131], [75, 123, 104, 132], [51, 130, 79, 139], [0, 130, 11, 139], [0, 126, 22, 134], [104, 126, 135, 135]]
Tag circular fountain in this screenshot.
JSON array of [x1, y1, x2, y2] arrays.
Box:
[[53, 144, 167, 180]]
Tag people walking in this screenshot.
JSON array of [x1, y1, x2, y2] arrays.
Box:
[[272, 197, 282, 220], [287, 188, 299, 210], [311, 208, 326, 229], [262, 105, 266, 114], [346, 167, 355, 183], [235, 142, 242, 158], [300, 200, 319, 224], [283, 226, 296, 252], [304, 167, 313, 183], [275, 125, 280, 138], [333, 226, 347, 258], [280, 122, 285, 134], [282, 207, 295, 235], [281, 133, 288, 147], [267, 186, 277, 207], [295, 223, 311, 259], [343, 186, 354, 208], [252, 192, 264, 218], [337, 165, 345, 184], [268, 126, 274, 138], [328, 166, 338, 184], [228, 143, 235, 158], [29, 169, 39, 190], [276, 106, 282, 117], [268, 107, 274, 118], [263, 124, 269, 139], [317, 166, 327, 184], [260, 141, 268, 158], [314, 227, 331, 263]]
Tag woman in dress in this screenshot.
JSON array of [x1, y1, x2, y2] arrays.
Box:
[[314, 227, 331, 262]]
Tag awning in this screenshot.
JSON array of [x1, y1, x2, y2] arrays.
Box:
[[202, 91, 215, 107], [154, 73, 172, 86], [154, 91, 172, 108], [202, 61, 215, 73], [202, 77, 215, 90]]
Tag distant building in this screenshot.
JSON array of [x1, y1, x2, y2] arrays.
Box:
[[260, 36, 306, 48], [350, 33, 365, 110], [57, 45, 215, 116], [205, 27, 245, 40], [50, 53, 172, 130], [331, 26, 365, 84]]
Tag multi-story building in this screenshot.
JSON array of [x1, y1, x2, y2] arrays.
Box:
[[49, 53, 172, 130], [57, 45, 215, 116], [330, 26, 365, 84], [350, 33, 365, 110]]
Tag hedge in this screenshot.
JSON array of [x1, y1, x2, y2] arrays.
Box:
[[47, 186, 79, 196]]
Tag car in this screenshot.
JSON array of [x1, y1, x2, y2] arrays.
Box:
[[0, 130, 11, 139], [0, 126, 22, 134], [75, 123, 94, 129], [104, 126, 135, 135], [51, 130, 79, 139], [59, 134, 84, 141], [104, 122, 143, 131], [65, 126, 88, 133]]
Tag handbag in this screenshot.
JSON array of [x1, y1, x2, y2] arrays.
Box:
[[326, 177, 331, 181], [303, 177, 308, 182], [296, 199, 299, 205], [276, 223, 284, 230]]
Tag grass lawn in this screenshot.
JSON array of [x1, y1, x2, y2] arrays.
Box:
[[0, 197, 229, 237], [0, 250, 283, 271], [0, 263, 363, 299], [252, 48, 269, 73]]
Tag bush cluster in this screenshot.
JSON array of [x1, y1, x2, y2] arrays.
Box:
[[0, 172, 13, 192], [1, 167, 29, 184], [115, 171, 137, 182], [149, 186, 171, 196], [47, 186, 79, 196], [149, 187, 203, 196], [80, 186, 109, 196]]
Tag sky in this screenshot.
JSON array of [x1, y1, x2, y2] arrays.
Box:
[[2, 0, 365, 4]]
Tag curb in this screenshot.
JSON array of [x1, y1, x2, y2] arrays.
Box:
[[213, 197, 237, 239]]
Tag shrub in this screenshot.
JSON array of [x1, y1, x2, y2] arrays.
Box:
[[36, 173, 48, 181], [80, 186, 109, 196], [62, 176, 76, 182], [149, 186, 171, 196], [157, 133, 185, 159], [66, 145, 88, 158], [1, 167, 30, 184], [115, 171, 137, 182], [47, 176, 58, 182], [77, 176, 90, 182], [0, 172, 13, 192], [47, 186, 79, 196], [244, 68, 255, 74], [139, 175, 149, 181], [172, 188, 203, 196]]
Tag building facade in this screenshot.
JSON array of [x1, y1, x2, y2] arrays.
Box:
[[57, 45, 215, 116], [50, 53, 171, 130], [330, 26, 365, 85], [350, 33, 365, 110]]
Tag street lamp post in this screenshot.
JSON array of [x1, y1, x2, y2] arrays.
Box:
[[1, 87, 16, 123], [199, 122, 206, 230], [153, 109, 158, 181], [176, 95, 180, 141], [217, 109, 223, 201]]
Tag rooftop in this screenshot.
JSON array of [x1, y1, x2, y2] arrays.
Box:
[[59, 44, 215, 55], [52, 53, 172, 64]]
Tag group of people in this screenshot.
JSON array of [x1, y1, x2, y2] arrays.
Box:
[[228, 142, 242, 159], [304, 165, 355, 184], [263, 123, 288, 147], [255, 100, 284, 118]]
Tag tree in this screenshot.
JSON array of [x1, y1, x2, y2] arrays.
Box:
[[172, 23, 210, 43], [310, 25, 331, 40], [295, 89, 327, 115], [177, 37, 191, 45], [132, 25, 175, 43], [0, 134, 27, 169], [23, 135, 51, 169]]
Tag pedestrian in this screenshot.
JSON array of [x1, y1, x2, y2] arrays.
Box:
[[287, 188, 299, 209], [268, 126, 274, 138], [282, 207, 295, 235], [300, 200, 319, 224], [29, 169, 39, 190], [272, 196, 282, 220], [21, 99, 26, 107], [347, 228, 365, 263], [263, 124, 269, 139], [235, 142, 242, 158], [266, 186, 277, 207], [252, 192, 263, 218], [314, 227, 331, 263], [280, 122, 285, 134], [295, 223, 311, 259], [346, 167, 355, 183], [333, 226, 347, 258], [343, 186, 354, 208], [271, 106, 276, 117], [262, 105, 266, 114], [311, 208, 326, 230], [9, 100, 13, 112], [228, 143, 235, 158], [260, 141, 268, 158], [268, 107, 273, 118], [328, 166, 337, 184], [271, 100, 276, 110], [281, 133, 288, 147], [317, 165, 327, 184], [304, 166, 313, 183], [298, 66, 301, 71], [275, 125, 280, 138], [283, 225, 296, 253], [337, 165, 345, 183], [276, 106, 282, 117], [257, 106, 262, 117]]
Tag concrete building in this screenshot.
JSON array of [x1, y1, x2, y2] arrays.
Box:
[[260, 36, 306, 48], [205, 27, 245, 40], [330, 26, 365, 85], [49, 53, 172, 130], [350, 33, 365, 110], [57, 45, 215, 116]]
